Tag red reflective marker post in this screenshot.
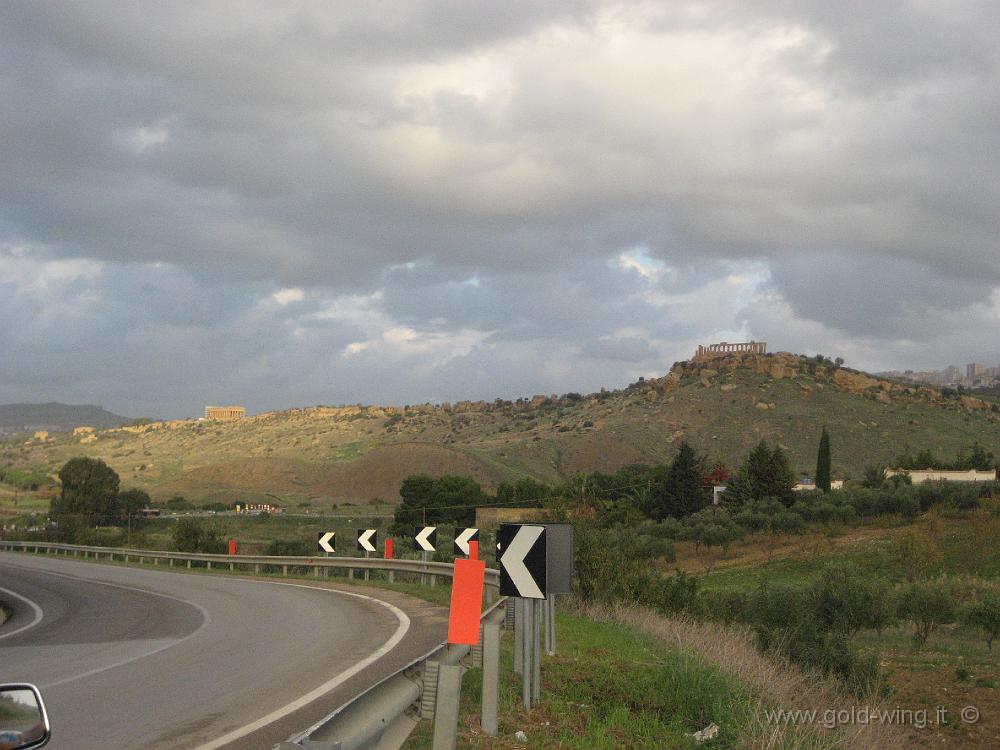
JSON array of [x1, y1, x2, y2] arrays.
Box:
[[468, 539, 478, 560], [228, 539, 237, 556], [384, 538, 393, 559], [448, 557, 486, 645]]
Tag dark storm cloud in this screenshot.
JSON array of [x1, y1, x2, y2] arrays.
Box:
[[1, 1, 998, 414]]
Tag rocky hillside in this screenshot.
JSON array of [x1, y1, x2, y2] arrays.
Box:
[[0, 403, 130, 436], [3, 353, 998, 507]]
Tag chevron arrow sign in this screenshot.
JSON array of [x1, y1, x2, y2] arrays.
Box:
[[498, 523, 546, 599], [357, 528, 377, 552], [453, 527, 479, 556], [413, 526, 437, 552], [317, 531, 336, 554]]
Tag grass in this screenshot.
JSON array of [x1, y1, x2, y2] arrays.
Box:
[[404, 600, 901, 750], [405, 611, 752, 750]]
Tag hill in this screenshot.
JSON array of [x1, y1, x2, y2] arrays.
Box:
[[3, 352, 999, 506], [0, 402, 130, 436]]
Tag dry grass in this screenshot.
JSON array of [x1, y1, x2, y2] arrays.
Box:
[[565, 598, 907, 750]]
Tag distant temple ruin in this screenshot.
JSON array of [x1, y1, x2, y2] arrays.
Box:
[[204, 405, 246, 421], [694, 341, 767, 360]]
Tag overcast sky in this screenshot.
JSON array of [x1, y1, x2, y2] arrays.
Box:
[[2, 1, 998, 418]]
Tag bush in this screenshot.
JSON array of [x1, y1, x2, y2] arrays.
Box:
[[756, 622, 880, 697], [964, 594, 1000, 652], [809, 564, 894, 635], [264, 539, 312, 556], [172, 518, 226, 554], [897, 580, 958, 649]]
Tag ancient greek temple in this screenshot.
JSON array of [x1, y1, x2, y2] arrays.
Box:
[[694, 341, 767, 359]]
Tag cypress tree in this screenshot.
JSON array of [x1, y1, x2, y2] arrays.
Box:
[[816, 426, 832, 492]]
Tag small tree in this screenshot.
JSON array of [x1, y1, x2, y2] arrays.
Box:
[[897, 581, 957, 649], [861, 464, 886, 489], [815, 427, 832, 492], [964, 594, 1000, 652]]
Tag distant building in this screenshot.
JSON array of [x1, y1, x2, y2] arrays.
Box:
[[204, 405, 246, 421], [73, 426, 94, 435], [238, 503, 283, 515], [885, 468, 996, 484], [792, 478, 844, 491], [475, 507, 548, 528], [693, 341, 767, 360], [967, 363, 987, 379]]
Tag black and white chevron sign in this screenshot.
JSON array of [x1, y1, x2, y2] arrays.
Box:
[[498, 523, 546, 599], [356, 528, 377, 553], [453, 527, 479, 556], [413, 526, 437, 552], [317, 531, 336, 554]]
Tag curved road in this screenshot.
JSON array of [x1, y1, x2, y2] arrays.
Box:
[[0, 553, 448, 750]]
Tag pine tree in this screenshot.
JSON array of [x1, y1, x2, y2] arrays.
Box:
[[766, 444, 797, 506], [816, 426, 832, 492], [663, 441, 706, 518]]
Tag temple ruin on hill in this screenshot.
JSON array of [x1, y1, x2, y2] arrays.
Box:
[[693, 341, 767, 361], [204, 405, 246, 421]]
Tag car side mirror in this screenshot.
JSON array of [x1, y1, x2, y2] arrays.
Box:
[[0, 684, 50, 749]]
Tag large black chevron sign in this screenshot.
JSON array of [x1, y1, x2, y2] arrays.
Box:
[[413, 526, 437, 552], [498, 523, 546, 599]]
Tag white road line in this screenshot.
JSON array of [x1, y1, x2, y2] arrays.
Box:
[[190, 582, 411, 750], [0, 585, 44, 641], [0, 561, 212, 688]]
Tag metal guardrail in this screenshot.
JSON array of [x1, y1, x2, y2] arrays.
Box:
[[0, 540, 500, 589], [0, 539, 506, 749]]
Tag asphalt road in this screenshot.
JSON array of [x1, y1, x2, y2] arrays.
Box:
[[0, 553, 449, 750]]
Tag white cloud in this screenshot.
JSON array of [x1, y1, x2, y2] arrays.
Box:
[[271, 287, 305, 306]]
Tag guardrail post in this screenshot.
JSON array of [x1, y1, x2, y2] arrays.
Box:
[[207, 561, 212, 570], [481, 621, 500, 736], [432, 664, 462, 750], [187, 560, 192, 569], [254, 564, 260, 575], [348, 568, 354, 580], [282, 564, 288, 576], [420, 661, 440, 720]]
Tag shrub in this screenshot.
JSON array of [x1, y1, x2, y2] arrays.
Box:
[[897, 580, 958, 649], [756, 622, 880, 697], [964, 594, 1000, 652], [809, 564, 893, 635], [264, 539, 312, 556], [172, 518, 226, 554]]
